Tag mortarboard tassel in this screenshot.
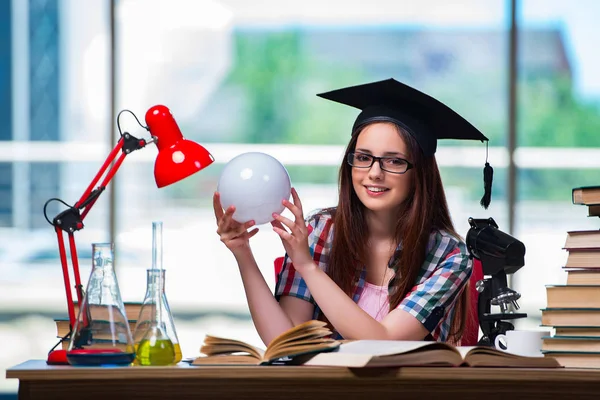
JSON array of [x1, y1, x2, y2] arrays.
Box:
[[480, 140, 493, 209], [480, 162, 493, 210]]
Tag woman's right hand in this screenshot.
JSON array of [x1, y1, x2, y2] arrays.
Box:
[[213, 192, 259, 253]]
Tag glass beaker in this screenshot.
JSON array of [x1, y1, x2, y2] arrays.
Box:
[[132, 268, 181, 365], [67, 243, 135, 366], [133, 221, 179, 366]]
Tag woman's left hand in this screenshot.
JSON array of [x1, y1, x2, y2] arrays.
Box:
[[271, 188, 315, 274]]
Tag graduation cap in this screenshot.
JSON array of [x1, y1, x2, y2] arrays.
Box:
[[317, 78, 493, 209]]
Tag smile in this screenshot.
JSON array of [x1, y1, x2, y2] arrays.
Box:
[[365, 186, 389, 195]]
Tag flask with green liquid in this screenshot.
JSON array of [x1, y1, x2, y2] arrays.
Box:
[[133, 222, 181, 365]]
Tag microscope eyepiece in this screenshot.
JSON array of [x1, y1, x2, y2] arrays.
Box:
[[466, 217, 525, 275]]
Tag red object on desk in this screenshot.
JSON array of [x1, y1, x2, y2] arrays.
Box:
[[45, 105, 214, 365], [46, 350, 68, 365], [273, 256, 482, 345], [47, 348, 125, 366]]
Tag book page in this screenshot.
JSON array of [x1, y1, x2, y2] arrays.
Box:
[[264, 341, 340, 363], [274, 328, 332, 347], [303, 341, 562, 368], [456, 346, 479, 359], [192, 354, 261, 366], [267, 320, 328, 348], [304, 341, 460, 367], [200, 335, 264, 360], [335, 340, 448, 355], [459, 346, 532, 359], [459, 346, 561, 368], [303, 352, 374, 367]]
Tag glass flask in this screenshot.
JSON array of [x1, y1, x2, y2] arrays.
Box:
[[67, 243, 136, 366], [132, 268, 181, 365], [133, 221, 179, 366]]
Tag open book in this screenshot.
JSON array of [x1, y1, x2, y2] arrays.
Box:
[[303, 340, 562, 368], [192, 320, 340, 366]]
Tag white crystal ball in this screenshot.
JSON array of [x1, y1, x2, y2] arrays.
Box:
[[217, 152, 292, 225]]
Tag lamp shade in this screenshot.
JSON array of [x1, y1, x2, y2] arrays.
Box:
[[145, 105, 215, 188]]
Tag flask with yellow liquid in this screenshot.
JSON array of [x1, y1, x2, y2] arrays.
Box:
[[133, 222, 181, 365]]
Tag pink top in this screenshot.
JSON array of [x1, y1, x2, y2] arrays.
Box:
[[357, 282, 390, 321]]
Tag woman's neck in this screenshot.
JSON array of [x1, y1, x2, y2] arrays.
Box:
[[365, 209, 398, 240], [364, 210, 398, 286]]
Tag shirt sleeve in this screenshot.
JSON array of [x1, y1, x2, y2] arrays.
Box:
[[395, 232, 473, 336], [273, 211, 333, 304]]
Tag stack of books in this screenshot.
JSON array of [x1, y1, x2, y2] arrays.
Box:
[[572, 185, 600, 218], [541, 185, 600, 368], [54, 302, 142, 350]]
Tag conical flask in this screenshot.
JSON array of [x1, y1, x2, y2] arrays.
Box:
[[67, 243, 135, 366], [132, 268, 182, 364], [133, 221, 178, 366]]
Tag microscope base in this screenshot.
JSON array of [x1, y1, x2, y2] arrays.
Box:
[[477, 312, 528, 347]]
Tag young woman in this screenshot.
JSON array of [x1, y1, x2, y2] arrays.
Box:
[[213, 79, 489, 346]]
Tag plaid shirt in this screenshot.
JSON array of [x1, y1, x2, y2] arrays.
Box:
[[274, 210, 472, 342]]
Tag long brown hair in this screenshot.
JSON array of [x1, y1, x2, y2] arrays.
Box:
[[322, 122, 469, 343]]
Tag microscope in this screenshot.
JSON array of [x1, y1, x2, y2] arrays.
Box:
[[466, 217, 527, 347]]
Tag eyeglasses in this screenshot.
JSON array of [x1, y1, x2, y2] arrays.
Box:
[[347, 152, 413, 174]]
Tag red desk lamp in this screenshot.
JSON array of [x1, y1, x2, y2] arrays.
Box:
[[44, 105, 214, 365]]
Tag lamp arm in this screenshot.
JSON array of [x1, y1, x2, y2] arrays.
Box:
[[45, 131, 150, 332]]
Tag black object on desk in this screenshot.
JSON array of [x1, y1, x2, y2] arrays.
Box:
[[466, 217, 527, 347]]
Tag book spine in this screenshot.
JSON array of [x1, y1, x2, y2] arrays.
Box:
[[573, 188, 583, 205], [572, 187, 600, 206], [588, 204, 600, 218]]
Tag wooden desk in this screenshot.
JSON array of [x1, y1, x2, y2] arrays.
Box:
[[6, 359, 600, 400]]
